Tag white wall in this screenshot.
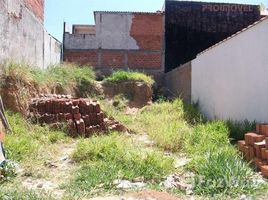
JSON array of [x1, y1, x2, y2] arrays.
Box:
[[64, 12, 139, 50], [192, 17, 268, 122], [96, 13, 139, 49]]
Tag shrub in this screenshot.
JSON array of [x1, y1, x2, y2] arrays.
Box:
[[104, 70, 154, 86]]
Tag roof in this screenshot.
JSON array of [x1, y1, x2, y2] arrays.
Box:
[[94, 11, 163, 15], [93, 11, 164, 23], [198, 16, 268, 56]]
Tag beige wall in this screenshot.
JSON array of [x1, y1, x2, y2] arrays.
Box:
[[192, 17, 268, 122], [165, 62, 191, 103]]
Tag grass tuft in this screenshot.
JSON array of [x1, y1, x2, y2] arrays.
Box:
[[226, 120, 256, 141], [104, 70, 154, 86]]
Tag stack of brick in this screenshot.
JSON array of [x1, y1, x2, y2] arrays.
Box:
[[29, 94, 127, 137], [239, 124, 268, 178]]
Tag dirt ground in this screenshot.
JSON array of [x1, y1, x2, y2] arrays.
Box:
[[89, 190, 182, 200]]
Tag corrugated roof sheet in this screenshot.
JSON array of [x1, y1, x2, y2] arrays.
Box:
[[198, 16, 268, 56]]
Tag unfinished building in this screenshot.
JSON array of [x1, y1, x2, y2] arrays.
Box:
[[63, 11, 164, 76], [63, 1, 262, 77]]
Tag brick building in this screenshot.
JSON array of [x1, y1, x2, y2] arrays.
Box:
[[63, 1, 262, 75], [63, 11, 164, 76]]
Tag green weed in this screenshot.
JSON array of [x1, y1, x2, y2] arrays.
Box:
[[136, 99, 190, 152], [69, 133, 174, 193], [104, 70, 154, 86], [184, 121, 263, 196], [5, 112, 68, 162], [226, 120, 256, 141]]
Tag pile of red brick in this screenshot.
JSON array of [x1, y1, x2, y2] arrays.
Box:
[[29, 94, 126, 137], [239, 124, 268, 178]]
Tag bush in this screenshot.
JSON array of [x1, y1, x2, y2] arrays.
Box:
[[70, 133, 174, 192], [104, 70, 154, 86]]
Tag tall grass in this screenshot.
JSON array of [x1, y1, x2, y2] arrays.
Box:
[[5, 112, 68, 162], [104, 70, 154, 86], [226, 120, 256, 141], [101, 98, 264, 196], [69, 133, 174, 193], [0, 62, 96, 96], [184, 121, 263, 196], [135, 99, 192, 152]]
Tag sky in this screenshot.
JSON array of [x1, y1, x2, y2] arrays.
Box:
[[45, 0, 268, 41]]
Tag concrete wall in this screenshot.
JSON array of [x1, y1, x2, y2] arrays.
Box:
[[0, 0, 61, 68], [165, 62, 191, 103], [192, 17, 268, 122], [63, 12, 164, 73], [44, 32, 62, 68]]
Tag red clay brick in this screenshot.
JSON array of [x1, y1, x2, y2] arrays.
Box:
[[254, 141, 266, 159], [64, 51, 98, 67], [238, 140, 245, 152], [261, 165, 268, 178], [130, 13, 164, 50], [101, 51, 125, 68], [245, 133, 265, 145], [128, 52, 162, 69]]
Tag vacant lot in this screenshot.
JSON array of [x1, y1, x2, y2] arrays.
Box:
[[0, 63, 267, 200]]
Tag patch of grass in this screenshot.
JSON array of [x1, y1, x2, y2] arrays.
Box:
[[193, 148, 259, 196], [0, 161, 17, 183], [0, 62, 34, 85], [184, 121, 263, 196], [5, 112, 69, 162], [69, 133, 174, 193], [104, 70, 154, 86], [0, 62, 96, 97], [226, 120, 256, 141], [136, 99, 190, 152], [0, 187, 53, 200]]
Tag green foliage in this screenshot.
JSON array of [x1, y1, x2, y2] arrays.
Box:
[[0, 188, 53, 200], [70, 133, 174, 192], [104, 70, 154, 86], [184, 121, 262, 196], [5, 112, 68, 162], [0, 62, 96, 96], [226, 120, 256, 141], [136, 99, 190, 152], [182, 102, 206, 125], [0, 161, 17, 183], [184, 121, 230, 157], [193, 148, 259, 196], [100, 98, 265, 196], [0, 62, 34, 85]]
